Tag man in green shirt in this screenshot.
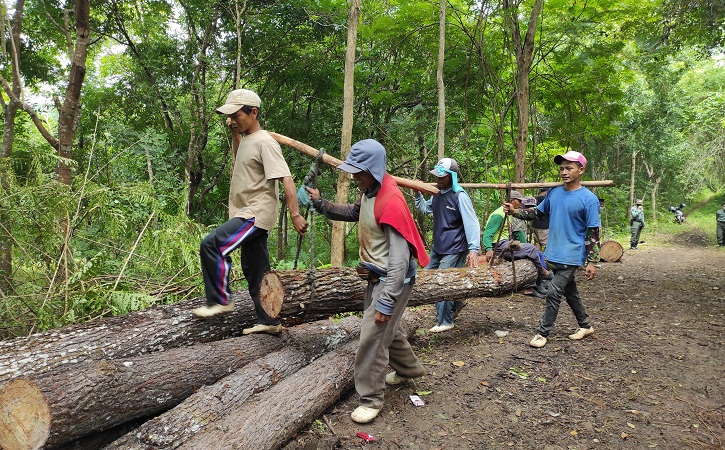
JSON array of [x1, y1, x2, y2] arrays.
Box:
[[482, 190, 525, 261], [717, 202, 725, 247], [629, 199, 645, 250]]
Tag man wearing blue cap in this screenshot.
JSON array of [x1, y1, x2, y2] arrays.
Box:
[[306, 139, 428, 424], [504, 151, 600, 348], [415, 157, 481, 333]]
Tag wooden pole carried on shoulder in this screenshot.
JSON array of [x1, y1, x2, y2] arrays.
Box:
[[457, 180, 615, 189], [270, 132, 439, 195]]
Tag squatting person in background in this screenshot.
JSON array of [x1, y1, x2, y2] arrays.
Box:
[[306, 139, 428, 424], [482, 190, 526, 262], [415, 158, 481, 333], [192, 89, 308, 336], [504, 151, 601, 348]]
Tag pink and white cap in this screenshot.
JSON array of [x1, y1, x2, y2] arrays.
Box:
[[554, 150, 587, 167]]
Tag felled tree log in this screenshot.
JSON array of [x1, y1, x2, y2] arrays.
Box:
[[107, 316, 362, 450], [180, 340, 359, 450], [600, 240, 624, 262], [0, 318, 361, 450], [0, 293, 257, 385], [260, 260, 537, 325], [179, 313, 418, 450]]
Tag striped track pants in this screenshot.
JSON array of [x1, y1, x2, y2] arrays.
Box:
[[199, 217, 278, 324]]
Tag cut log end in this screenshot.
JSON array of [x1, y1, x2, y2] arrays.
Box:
[[260, 272, 284, 319], [0, 379, 51, 450], [600, 240, 624, 262]]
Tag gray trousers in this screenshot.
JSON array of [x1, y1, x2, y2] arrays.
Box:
[[630, 221, 643, 248], [355, 280, 425, 409], [536, 262, 591, 337], [717, 222, 725, 246]]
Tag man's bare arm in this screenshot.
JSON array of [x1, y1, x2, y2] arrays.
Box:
[[282, 176, 308, 233]]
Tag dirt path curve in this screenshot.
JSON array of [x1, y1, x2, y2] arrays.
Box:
[[285, 246, 724, 449]]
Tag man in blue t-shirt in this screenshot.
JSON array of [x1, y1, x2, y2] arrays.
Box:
[[504, 151, 601, 348]]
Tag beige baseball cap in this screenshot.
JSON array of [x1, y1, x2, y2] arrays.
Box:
[[216, 89, 261, 115]]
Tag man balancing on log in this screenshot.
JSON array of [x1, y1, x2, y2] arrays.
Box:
[[192, 89, 308, 335], [504, 150, 601, 348], [306, 139, 428, 424], [415, 157, 481, 333]]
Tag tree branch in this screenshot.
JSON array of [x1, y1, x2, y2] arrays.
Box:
[[0, 75, 60, 150]]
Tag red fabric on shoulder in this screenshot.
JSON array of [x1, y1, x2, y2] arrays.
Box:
[[373, 174, 430, 267]]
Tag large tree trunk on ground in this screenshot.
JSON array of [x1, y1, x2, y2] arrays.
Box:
[[259, 261, 537, 325], [181, 341, 357, 450], [330, 0, 360, 267], [0, 318, 362, 449], [178, 314, 418, 450], [107, 316, 363, 449], [0, 293, 258, 385]]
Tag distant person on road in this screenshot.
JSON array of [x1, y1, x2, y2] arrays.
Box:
[[192, 89, 308, 336], [630, 199, 645, 250], [504, 151, 601, 349], [415, 158, 481, 333], [717, 202, 725, 247]]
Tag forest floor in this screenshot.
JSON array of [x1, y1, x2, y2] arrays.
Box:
[[284, 243, 725, 449]]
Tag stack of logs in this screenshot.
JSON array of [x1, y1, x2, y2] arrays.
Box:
[[0, 261, 536, 450]]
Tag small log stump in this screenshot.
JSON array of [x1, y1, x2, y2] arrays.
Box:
[[600, 240, 624, 262]]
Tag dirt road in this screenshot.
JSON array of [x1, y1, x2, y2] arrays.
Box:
[[285, 245, 725, 449]]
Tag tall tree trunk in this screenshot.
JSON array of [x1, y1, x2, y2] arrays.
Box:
[[183, 12, 218, 217], [504, 0, 544, 182], [56, 0, 91, 186], [629, 148, 637, 211], [651, 175, 661, 233], [642, 159, 658, 232], [330, 0, 360, 267], [0, 0, 26, 296], [231, 0, 248, 89], [108, 1, 175, 132], [436, 0, 446, 158]]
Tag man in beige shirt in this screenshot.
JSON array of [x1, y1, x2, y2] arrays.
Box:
[[192, 89, 307, 335]]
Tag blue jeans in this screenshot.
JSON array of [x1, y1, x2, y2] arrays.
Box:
[[426, 250, 468, 325]]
